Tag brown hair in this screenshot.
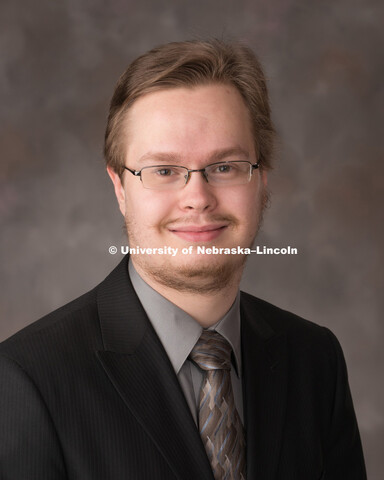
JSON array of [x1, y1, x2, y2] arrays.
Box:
[[104, 39, 275, 176]]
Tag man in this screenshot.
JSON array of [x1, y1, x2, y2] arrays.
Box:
[[0, 40, 366, 479]]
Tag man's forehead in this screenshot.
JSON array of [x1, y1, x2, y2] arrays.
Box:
[[136, 147, 251, 166]]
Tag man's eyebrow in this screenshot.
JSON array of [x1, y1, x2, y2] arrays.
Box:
[[209, 147, 250, 162], [137, 147, 250, 165], [138, 152, 180, 165]]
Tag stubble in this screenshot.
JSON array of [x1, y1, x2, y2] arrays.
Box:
[[125, 187, 269, 294]]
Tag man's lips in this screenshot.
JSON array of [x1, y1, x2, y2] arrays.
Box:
[[168, 224, 228, 242]]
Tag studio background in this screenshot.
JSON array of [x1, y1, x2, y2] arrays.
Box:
[[1, 0, 382, 478]]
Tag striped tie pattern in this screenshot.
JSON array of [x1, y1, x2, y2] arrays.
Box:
[[189, 330, 246, 480]]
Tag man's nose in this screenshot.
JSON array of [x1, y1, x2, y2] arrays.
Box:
[[178, 170, 218, 212]]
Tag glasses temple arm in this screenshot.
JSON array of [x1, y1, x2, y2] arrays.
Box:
[[123, 166, 141, 176]]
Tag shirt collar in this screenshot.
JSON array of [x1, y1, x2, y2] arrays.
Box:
[[210, 293, 242, 377], [128, 259, 242, 377]]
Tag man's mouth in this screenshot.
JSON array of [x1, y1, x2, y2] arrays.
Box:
[[168, 224, 228, 242]]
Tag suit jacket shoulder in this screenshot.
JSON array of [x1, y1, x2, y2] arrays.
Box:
[[0, 287, 102, 368], [241, 289, 327, 333], [239, 290, 367, 480]]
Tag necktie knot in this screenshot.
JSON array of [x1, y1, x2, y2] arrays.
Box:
[[189, 330, 232, 371]]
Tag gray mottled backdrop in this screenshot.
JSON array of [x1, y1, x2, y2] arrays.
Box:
[[1, 0, 383, 477]]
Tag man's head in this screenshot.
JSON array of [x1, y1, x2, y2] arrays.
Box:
[[105, 39, 275, 177], [106, 40, 275, 294]]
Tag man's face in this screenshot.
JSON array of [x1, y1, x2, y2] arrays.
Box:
[[108, 84, 267, 293]]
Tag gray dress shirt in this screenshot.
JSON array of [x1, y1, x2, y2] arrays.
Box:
[[128, 259, 244, 425]]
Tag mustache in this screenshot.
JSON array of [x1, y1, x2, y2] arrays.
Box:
[[161, 214, 239, 229]]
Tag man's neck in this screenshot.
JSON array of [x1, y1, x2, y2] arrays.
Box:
[[131, 260, 242, 328]]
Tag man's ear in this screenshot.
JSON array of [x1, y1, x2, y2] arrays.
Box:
[[107, 166, 126, 216]]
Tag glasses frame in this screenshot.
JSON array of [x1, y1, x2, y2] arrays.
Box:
[[123, 160, 260, 189]]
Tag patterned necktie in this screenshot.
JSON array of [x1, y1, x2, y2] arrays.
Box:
[[189, 330, 246, 480]]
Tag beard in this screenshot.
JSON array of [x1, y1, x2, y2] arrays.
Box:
[[125, 187, 269, 295], [136, 253, 247, 294]]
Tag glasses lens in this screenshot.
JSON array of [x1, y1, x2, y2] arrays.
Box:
[[205, 161, 252, 186], [141, 166, 187, 190]]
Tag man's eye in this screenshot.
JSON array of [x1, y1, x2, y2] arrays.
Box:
[[215, 164, 233, 174], [155, 168, 174, 176]]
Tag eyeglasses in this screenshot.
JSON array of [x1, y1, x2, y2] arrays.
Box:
[[123, 161, 259, 190]]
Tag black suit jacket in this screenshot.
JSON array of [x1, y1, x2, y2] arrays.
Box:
[[0, 256, 366, 479]]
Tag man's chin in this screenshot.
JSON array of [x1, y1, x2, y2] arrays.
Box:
[[137, 254, 246, 295]]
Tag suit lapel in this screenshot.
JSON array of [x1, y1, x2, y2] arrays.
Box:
[[241, 292, 288, 480], [96, 256, 214, 480]]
